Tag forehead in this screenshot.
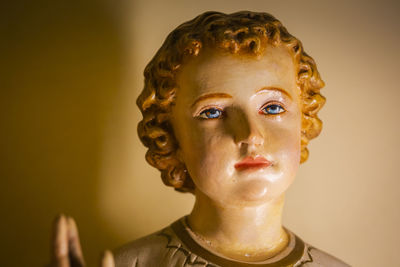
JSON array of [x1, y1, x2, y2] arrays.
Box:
[[175, 45, 298, 101]]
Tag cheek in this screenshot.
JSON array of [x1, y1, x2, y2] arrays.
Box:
[[264, 117, 301, 177], [181, 126, 219, 166], [268, 121, 301, 150], [182, 129, 234, 189], [279, 133, 301, 186], [279, 132, 301, 163], [271, 111, 301, 154], [276, 131, 301, 175]]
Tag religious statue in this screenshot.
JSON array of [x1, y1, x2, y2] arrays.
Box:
[[49, 11, 350, 267]]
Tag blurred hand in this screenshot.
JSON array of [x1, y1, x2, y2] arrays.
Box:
[[49, 214, 115, 267]]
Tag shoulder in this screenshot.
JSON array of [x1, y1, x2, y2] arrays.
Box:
[[113, 226, 179, 267], [295, 243, 351, 267]]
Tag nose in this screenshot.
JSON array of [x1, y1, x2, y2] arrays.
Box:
[[230, 108, 264, 149]]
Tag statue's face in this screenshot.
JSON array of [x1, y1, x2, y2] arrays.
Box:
[[171, 46, 301, 206]]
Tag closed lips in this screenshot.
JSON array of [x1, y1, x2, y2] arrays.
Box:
[[234, 156, 272, 170]]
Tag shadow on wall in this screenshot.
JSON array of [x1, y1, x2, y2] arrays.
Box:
[[1, 1, 126, 266]]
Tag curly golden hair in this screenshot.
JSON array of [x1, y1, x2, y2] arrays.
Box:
[[137, 11, 325, 193]]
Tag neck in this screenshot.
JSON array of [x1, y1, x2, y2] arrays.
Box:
[[187, 190, 288, 261]]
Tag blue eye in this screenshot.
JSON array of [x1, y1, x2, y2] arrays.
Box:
[[199, 108, 223, 119], [261, 104, 285, 115]]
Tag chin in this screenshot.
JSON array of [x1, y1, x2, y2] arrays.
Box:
[[231, 179, 275, 205]]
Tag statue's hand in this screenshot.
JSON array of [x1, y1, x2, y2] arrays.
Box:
[[49, 214, 115, 267]]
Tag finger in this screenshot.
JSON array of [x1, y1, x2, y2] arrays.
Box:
[[67, 216, 85, 267], [100, 250, 115, 267], [51, 214, 70, 267]]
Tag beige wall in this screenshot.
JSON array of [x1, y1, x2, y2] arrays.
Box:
[[2, 0, 399, 266]]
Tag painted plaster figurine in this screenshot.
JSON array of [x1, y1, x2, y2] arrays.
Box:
[[49, 11, 350, 267]]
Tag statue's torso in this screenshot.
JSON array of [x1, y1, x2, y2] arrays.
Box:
[[114, 217, 349, 267]]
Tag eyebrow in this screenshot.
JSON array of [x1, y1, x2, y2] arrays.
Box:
[[255, 87, 292, 100], [191, 93, 233, 107]]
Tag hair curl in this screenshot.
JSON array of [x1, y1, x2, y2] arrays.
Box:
[[137, 11, 325, 193]]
